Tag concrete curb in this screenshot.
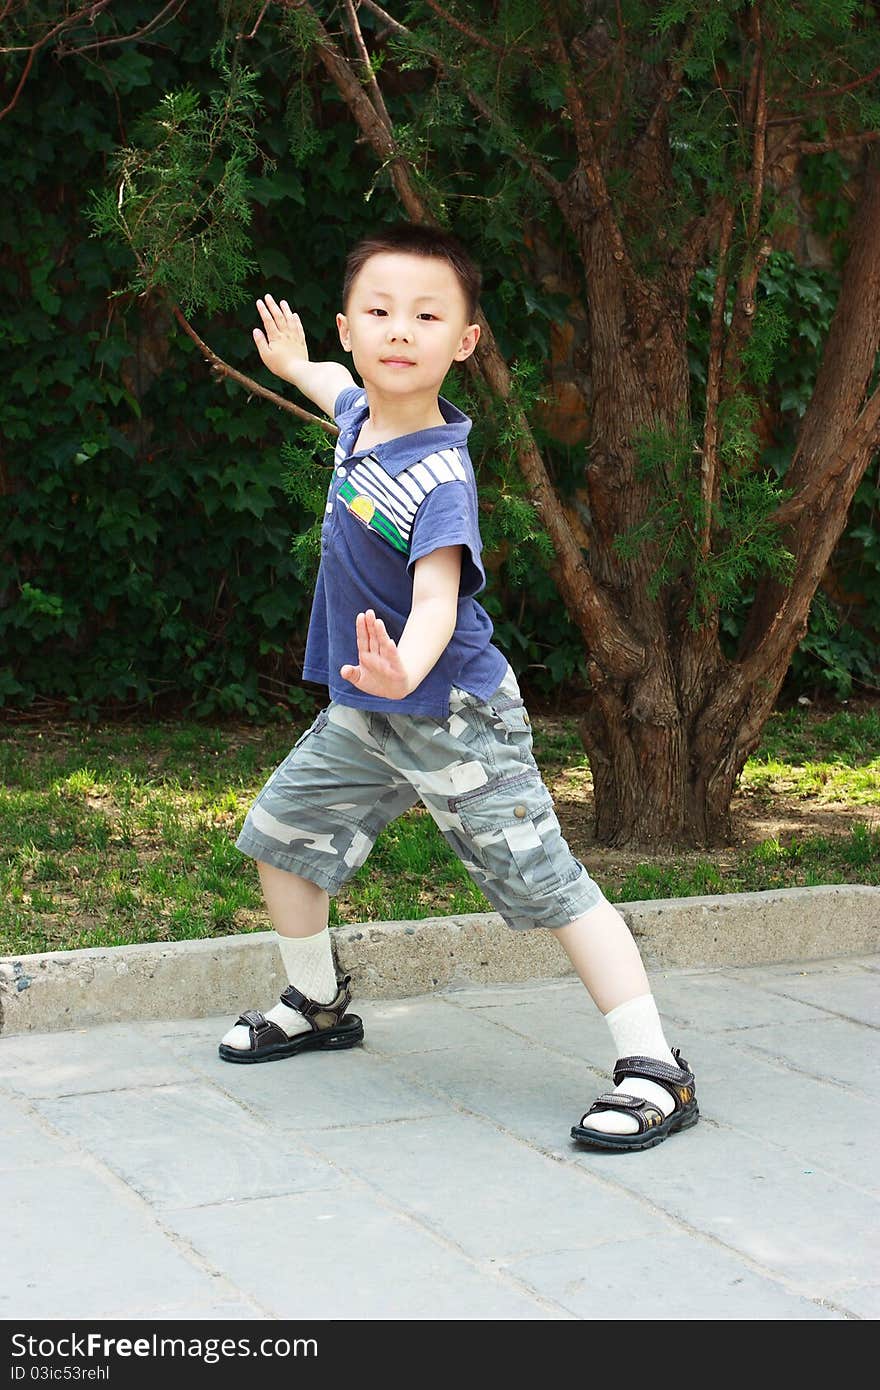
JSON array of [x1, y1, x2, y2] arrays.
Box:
[[1, 884, 877, 1037]]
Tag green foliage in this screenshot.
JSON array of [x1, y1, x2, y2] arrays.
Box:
[[88, 62, 266, 315], [612, 411, 795, 624], [0, 2, 313, 720]]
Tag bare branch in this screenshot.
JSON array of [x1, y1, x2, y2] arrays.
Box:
[[720, 8, 772, 392], [355, 0, 567, 210], [237, 0, 271, 41], [56, 0, 188, 55], [598, 0, 626, 152], [641, 25, 699, 150], [798, 129, 880, 154], [0, 0, 110, 119], [356, 0, 405, 36], [342, 0, 394, 133], [419, 0, 507, 56], [167, 303, 337, 435]]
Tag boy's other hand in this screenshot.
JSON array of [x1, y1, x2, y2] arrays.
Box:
[[340, 610, 410, 701], [253, 294, 308, 381]]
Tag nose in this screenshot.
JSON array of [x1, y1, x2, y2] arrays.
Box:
[[386, 319, 412, 343]]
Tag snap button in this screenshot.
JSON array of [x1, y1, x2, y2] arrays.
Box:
[[325, 503, 332, 513], [523, 713, 530, 725], [514, 804, 527, 818], [337, 465, 347, 477]]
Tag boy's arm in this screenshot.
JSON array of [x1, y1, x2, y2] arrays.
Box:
[[339, 547, 462, 699], [253, 293, 355, 419], [396, 545, 462, 695]]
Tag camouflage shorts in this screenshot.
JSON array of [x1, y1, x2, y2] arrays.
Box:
[[234, 662, 604, 931]]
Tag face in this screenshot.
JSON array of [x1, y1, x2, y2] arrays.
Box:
[[336, 252, 480, 393]]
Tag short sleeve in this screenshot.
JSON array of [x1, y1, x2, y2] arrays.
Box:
[[334, 385, 366, 422], [406, 479, 486, 599]]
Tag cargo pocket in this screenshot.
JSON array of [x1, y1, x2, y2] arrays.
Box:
[[449, 769, 567, 898], [482, 694, 534, 763]]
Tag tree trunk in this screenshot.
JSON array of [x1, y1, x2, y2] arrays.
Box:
[[560, 154, 880, 848]]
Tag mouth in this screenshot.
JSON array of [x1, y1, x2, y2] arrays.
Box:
[[381, 358, 415, 366]]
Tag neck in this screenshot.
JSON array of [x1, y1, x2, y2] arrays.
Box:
[[360, 383, 447, 437]]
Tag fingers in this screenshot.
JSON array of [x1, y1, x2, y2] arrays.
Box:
[[255, 294, 304, 341], [355, 610, 393, 656]]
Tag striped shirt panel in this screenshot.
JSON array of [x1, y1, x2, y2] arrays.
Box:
[[338, 448, 467, 551]]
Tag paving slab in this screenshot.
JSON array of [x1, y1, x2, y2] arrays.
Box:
[[736, 1017, 880, 1099], [164, 1190, 570, 1321], [32, 1082, 345, 1211], [739, 968, 880, 1027], [2, 1143, 256, 1321], [158, 1020, 453, 1129], [505, 1234, 844, 1319], [2, 953, 878, 1320]]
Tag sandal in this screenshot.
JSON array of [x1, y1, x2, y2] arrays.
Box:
[[218, 974, 364, 1064], [570, 1048, 699, 1152]]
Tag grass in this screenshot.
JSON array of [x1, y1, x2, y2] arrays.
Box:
[[1, 707, 878, 955]]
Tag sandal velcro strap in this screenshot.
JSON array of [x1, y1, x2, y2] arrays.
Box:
[[584, 1093, 665, 1133], [236, 1010, 289, 1046], [612, 1054, 695, 1089], [279, 974, 353, 1032], [591, 1092, 644, 1109]]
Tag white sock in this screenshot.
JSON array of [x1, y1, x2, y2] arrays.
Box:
[[581, 993, 678, 1136], [222, 927, 338, 1050]]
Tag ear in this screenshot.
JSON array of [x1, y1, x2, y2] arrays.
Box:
[[336, 311, 350, 350], [454, 323, 480, 362]]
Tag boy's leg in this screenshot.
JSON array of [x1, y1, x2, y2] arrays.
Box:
[[220, 701, 420, 1060], [551, 898, 680, 1137], [392, 666, 695, 1145], [221, 864, 339, 1052]]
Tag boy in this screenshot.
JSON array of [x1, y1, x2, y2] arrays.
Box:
[[219, 222, 698, 1152]]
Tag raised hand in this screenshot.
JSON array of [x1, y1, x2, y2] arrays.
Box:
[[252, 294, 308, 382], [340, 610, 410, 700]]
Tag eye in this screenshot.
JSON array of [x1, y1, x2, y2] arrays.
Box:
[[368, 308, 387, 316], [418, 313, 438, 320]]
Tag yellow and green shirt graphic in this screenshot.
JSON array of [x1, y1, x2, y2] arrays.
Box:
[[337, 477, 410, 555]]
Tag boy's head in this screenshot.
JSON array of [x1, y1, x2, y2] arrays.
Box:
[[336, 222, 481, 396]]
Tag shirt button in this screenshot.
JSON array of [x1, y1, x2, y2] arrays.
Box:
[[325, 503, 332, 513], [337, 466, 347, 477], [514, 804, 527, 819]]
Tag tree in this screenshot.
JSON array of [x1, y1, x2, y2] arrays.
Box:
[[40, 1, 880, 845]]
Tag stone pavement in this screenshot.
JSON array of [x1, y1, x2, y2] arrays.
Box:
[[2, 953, 879, 1321]]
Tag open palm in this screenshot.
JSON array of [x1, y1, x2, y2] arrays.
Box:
[[340, 610, 409, 700]]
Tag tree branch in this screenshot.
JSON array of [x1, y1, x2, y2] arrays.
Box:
[[769, 383, 880, 528], [355, 0, 568, 209], [55, 0, 187, 55], [798, 129, 880, 155], [342, 0, 394, 133], [737, 153, 880, 684], [1, 1, 112, 119], [700, 203, 735, 557], [419, 0, 508, 56], [168, 302, 337, 436], [541, 0, 638, 291], [719, 7, 773, 393]]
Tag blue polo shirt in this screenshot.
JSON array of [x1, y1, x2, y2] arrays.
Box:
[[301, 386, 509, 718]]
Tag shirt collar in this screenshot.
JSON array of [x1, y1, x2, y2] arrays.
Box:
[[341, 393, 472, 477]]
